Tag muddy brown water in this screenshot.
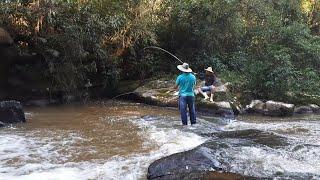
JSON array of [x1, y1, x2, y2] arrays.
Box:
[[0, 101, 320, 179]]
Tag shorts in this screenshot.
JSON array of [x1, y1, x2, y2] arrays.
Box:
[[201, 86, 214, 92]]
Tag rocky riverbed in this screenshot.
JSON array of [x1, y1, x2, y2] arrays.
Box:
[[133, 78, 320, 117], [1, 101, 320, 179]]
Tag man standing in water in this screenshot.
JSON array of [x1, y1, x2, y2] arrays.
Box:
[[175, 63, 196, 125]]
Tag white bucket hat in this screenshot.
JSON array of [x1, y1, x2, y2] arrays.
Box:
[[204, 67, 214, 73], [177, 63, 193, 73]]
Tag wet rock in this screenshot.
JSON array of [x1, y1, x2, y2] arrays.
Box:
[[294, 106, 313, 114], [149, 170, 252, 180], [46, 49, 60, 58], [309, 104, 320, 113], [0, 27, 13, 45], [244, 100, 320, 116], [0, 121, 4, 127], [0, 100, 26, 123], [147, 146, 221, 179], [199, 101, 234, 117], [214, 129, 288, 147], [245, 100, 265, 114], [229, 99, 243, 116], [265, 101, 294, 116], [148, 144, 256, 180]]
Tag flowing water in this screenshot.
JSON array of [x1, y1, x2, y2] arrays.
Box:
[[0, 101, 319, 179]]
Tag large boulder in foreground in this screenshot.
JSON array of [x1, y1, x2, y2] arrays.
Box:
[[0, 100, 26, 124], [147, 146, 252, 180], [134, 78, 237, 117], [147, 129, 290, 180]]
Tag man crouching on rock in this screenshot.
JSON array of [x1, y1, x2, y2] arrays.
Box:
[[175, 63, 196, 125]]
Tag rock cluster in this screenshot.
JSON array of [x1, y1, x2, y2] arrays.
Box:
[[134, 79, 320, 117], [245, 100, 320, 116], [134, 79, 237, 117], [0, 100, 26, 127]]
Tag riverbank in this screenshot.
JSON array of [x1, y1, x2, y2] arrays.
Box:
[[132, 78, 320, 117], [3, 76, 319, 118]]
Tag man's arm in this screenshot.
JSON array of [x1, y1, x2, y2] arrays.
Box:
[[175, 76, 180, 90]]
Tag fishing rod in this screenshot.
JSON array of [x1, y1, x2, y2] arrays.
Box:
[[111, 46, 236, 114], [144, 46, 198, 75], [143, 46, 184, 64], [111, 46, 184, 100]]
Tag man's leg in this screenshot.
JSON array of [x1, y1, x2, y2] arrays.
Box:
[[187, 96, 196, 125], [210, 86, 215, 102], [179, 96, 188, 125], [199, 87, 209, 100]]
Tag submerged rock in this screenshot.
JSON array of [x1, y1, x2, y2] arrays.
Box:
[[0, 100, 26, 124], [214, 129, 288, 147]]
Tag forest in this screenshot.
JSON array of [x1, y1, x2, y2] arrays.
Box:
[[0, 0, 319, 105]]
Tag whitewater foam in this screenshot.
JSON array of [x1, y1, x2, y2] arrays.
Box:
[[220, 119, 320, 177], [0, 116, 206, 180]]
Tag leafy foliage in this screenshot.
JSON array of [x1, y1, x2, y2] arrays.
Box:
[[0, 0, 319, 104]]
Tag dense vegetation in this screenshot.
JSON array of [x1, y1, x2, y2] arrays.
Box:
[[0, 0, 319, 104]]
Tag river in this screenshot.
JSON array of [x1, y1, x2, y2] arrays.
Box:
[[0, 101, 319, 179]]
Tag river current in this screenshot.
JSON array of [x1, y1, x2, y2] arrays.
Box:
[[0, 101, 319, 179]]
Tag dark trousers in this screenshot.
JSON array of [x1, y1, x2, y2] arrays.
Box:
[[179, 96, 196, 125]]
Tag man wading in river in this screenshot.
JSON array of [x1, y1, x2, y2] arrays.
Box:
[[175, 63, 196, 125]]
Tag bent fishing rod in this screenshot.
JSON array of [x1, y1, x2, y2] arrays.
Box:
[[143, 46, 184, 64], [144, 46, 197, 75], [111, 46, 187, 100]]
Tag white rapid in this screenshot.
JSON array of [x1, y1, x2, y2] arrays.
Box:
[[0, 103, 206, 180], [219, 115, 320, 178], [1, 102, 320, 179]]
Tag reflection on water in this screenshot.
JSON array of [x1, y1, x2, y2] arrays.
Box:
[[0, 101, 320, 179]]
